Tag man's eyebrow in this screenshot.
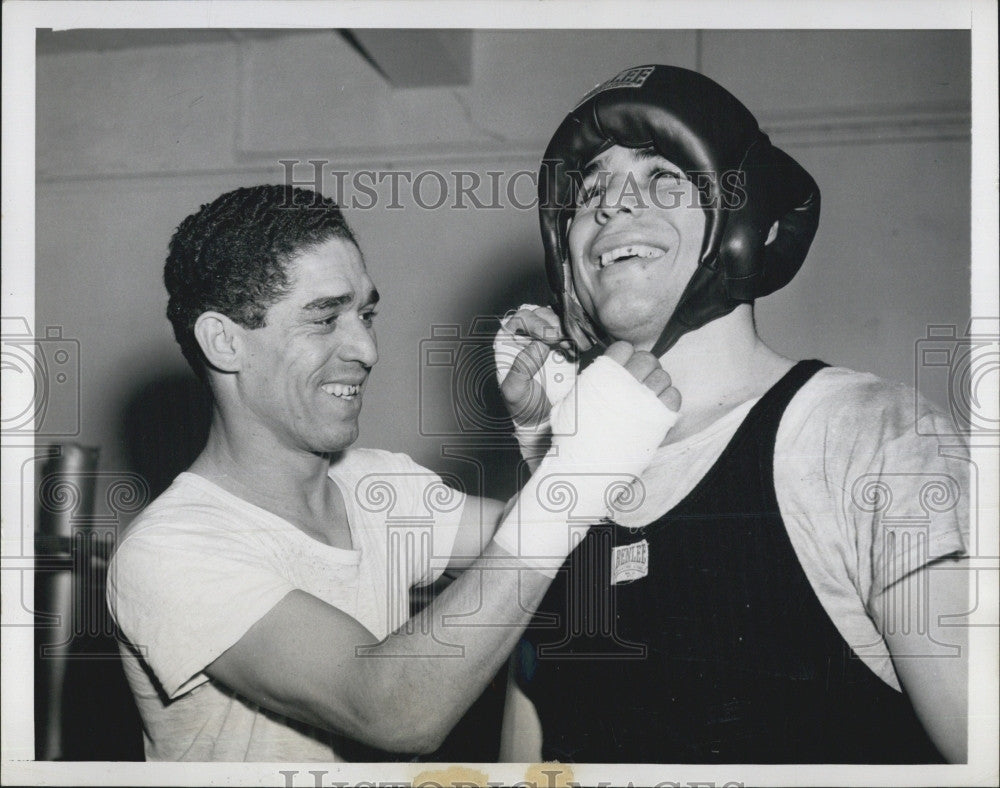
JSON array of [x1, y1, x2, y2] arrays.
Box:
[[580, 157, 607, 183], [580, 147, 664, 183], [302, 294, 354, 312], [634, 146, 664, 161], [302, 288, 380, 313]]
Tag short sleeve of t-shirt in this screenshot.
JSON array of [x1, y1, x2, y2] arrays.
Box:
[[774, 367, 969, 686], [333, 448, 466, 589], [107, 511, 295, 699]]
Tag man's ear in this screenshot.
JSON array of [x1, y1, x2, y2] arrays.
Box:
[[193, 311, 244, 373], [764, 220, 779, 246]]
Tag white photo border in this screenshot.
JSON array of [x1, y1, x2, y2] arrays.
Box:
[[3, 1, 997, 786]]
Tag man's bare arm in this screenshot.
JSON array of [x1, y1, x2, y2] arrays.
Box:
[[205, 541, 548, 754], [444, 495, 507, 573], [876, 555, 969, 762]]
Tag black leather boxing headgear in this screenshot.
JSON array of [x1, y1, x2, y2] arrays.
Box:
[[538, 65, 820, 357]]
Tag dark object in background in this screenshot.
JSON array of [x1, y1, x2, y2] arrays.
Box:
[[34, 443, 143, 760]]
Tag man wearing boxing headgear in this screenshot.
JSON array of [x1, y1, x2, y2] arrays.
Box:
[[495, 65, 969, 763]]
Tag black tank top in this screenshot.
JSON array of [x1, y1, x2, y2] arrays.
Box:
[[517, 360, 942, 763]]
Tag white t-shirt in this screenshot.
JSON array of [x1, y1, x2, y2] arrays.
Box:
[[612, 365, 970, 690], [106, 448, 465, 762]]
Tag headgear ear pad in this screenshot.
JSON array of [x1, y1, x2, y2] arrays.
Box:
[[538, 65, 820, 357]]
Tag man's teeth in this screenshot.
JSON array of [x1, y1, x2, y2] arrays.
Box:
[[322, 383, 360, 398], [598, 244, 664, 268]]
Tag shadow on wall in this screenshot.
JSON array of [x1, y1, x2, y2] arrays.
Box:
[[427, 249, 557, 507], [121, 371, 213, 501]]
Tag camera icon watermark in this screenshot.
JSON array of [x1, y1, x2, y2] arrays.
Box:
[[914, 318, 999, 436], [419, 318, 578, 436], [1, 316, 81, 437], [417, 319, 517, 436]]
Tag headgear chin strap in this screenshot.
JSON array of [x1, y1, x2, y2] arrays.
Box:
[[538, 65, 821, 357]]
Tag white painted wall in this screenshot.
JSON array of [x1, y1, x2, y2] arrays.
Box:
[[35, 29, 971, 511]]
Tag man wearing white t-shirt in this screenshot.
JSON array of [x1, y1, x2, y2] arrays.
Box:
[[497, 65, 970, 763], [107, 184, 683, 761]]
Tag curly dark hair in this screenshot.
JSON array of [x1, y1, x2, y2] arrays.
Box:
[[164, 185, 358, 376]]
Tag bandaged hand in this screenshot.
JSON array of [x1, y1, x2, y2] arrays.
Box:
[[492, 341, 681, 577], [494, 304, 579, 463]]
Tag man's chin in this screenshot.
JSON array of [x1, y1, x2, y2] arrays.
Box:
[[310, 425, 360, 456], [593, 297, 672, 341], [596, 315, 669, 352]]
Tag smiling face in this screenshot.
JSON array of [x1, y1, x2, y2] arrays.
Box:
[[567, 145, 706, 351], [235, 237, 379, 455]]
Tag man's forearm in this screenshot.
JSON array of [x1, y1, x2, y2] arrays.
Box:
[[353, 541, 554, 752]]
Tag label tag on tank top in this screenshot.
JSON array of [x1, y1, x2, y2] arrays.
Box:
[[611, 539, 649, 584]]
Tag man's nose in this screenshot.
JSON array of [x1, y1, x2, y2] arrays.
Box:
[[340, 319, 378, 368], [596, 200, 634, 225], [596, 179, 637, 225]]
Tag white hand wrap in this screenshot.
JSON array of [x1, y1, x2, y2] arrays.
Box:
[[510, 413, 552, 465], [494, 304, 578, 460], [492, 356, 679, 577], [494, 304, 578, 408]]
